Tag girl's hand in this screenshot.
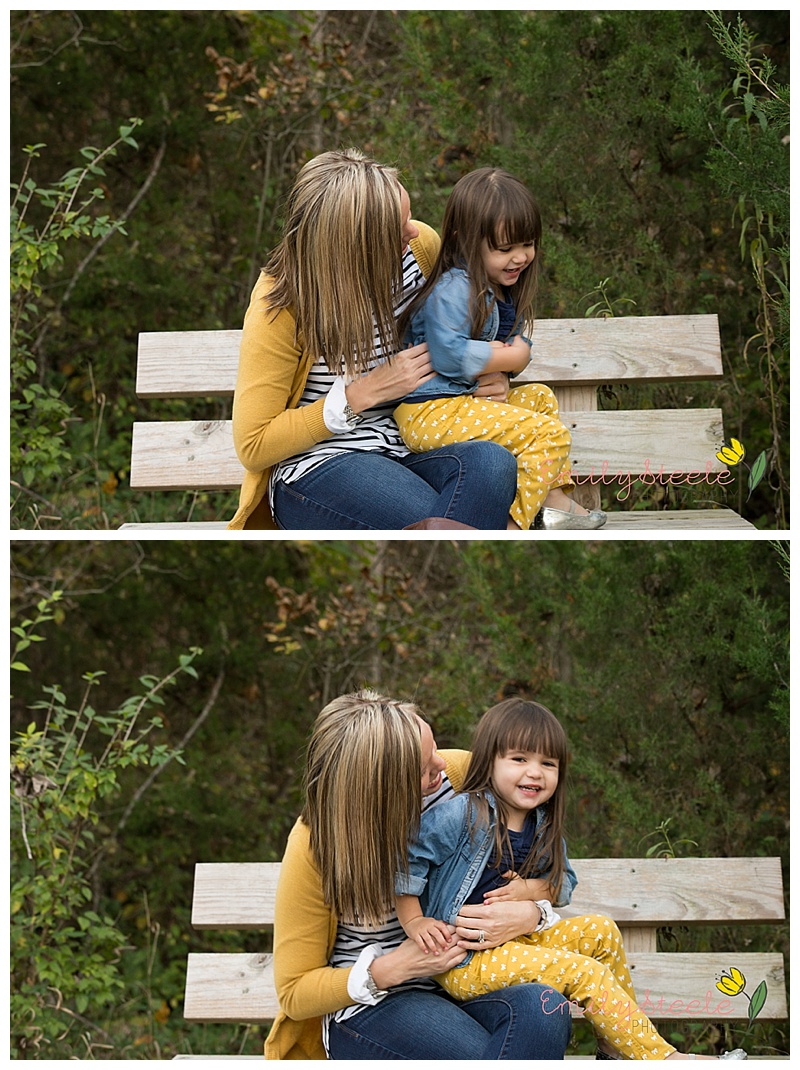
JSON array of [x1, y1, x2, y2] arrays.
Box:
[[482, 872, 552, 904], [405, 915, 455, 955], [454, 898, 542, 950], [345, 342, 435, 412], [369, 931, 464, 988], [473, 370, 510, 402]]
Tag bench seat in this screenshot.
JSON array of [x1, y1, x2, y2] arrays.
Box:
[[123, 314, 755, 530], [175, 857, 786, 1058]]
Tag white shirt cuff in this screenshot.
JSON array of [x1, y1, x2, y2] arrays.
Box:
[[347, 943, 389, 1005], [323, 377, 355, 434], [534, 900, 561, 931]]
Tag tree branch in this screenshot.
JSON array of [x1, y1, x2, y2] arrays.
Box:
[[114, 664, 225, 837]]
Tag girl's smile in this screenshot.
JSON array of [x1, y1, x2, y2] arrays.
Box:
[[480, 239, 536, 290], [491, 749, 559, 830]]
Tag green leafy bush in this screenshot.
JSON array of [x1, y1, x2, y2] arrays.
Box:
[[10, 122, 141, 525], [10, 591, 200, 1058]]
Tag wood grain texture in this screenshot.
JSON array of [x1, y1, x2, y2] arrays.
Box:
[[136, 330, 242, 398], [183, 858, 786, 1044], [119, 509, 755, 531], [182, 951, 786, 1023], [135, 315, 722, 397], [129, 409, 729, 490], [601, 509, 754, 529], [192, 862, 280, 930], [523, 314, 723, 386], [190, 858, 784, 929]]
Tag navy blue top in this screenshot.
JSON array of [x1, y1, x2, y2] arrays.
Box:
[[464, 815, 535, 904], [495, 291, 517, 341]]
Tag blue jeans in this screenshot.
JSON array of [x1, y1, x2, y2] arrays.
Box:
[[273, 442, 517, 530], [326, 984, 571, 1059]]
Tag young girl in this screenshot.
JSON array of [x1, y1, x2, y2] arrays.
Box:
[[394, 168, 606, 530], [395, 699, 746, 1060]]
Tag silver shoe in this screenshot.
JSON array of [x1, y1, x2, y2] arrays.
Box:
[[720, 1051, 748, 1060], [534, 506, 608, 530]]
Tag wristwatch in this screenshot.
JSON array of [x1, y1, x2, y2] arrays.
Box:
[[343, 401, 362, 428], [364, 963, 388, 1000]]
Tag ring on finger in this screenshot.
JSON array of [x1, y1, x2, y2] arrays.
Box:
[[478, 929, 485, 944]]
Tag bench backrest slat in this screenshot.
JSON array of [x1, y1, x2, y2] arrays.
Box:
[[190, 858, 785, 929], [135, 314, 722, 398]]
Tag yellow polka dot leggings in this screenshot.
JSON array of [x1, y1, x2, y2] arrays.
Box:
[[394, 384, 573, 530], [435, 913, 677, 1060]]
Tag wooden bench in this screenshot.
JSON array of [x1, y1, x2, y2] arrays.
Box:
[[123, 314, 755, 530], [175, 856, 786, 1059]]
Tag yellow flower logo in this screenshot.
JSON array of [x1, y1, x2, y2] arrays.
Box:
[[715, 439, 768, 502], [716, 966, 747, 997], [716, 439, 746, 467], [715, 967, 768, 1028]]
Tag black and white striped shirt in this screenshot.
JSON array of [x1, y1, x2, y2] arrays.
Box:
[[321, 769, 458, 1050], [269, 246, 426, 505]]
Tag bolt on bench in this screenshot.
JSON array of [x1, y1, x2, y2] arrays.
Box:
[[174, 856, 786, 1059], [124, 313, 754, 531]]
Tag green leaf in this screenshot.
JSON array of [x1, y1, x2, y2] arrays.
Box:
[[11, 662, 31, 672], [747, 451, 768, 500], [748, 979, 768, 1024]]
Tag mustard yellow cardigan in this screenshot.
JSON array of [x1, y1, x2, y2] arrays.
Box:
[[228, 223, 441, 530], [264, 749, 470, 1059]]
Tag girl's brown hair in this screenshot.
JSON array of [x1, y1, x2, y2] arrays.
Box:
[[263, 148, 405, 378], [460, 699, 568, 900], [301, 689, 423, 925], [398, 167, 542, 341]]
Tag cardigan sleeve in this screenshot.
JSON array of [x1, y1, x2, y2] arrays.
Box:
[[231, 274, 334, 474], [271, 818, 354, 1020], [441, 749, 471, 792]]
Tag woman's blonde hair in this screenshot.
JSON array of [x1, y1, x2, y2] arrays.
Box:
[[301, 689, 423, 925], [399, 167, 542, 341], [461, 699, 569, 901], [263, 148, 404, 378]]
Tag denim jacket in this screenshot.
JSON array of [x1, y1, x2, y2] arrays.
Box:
[[395, 790, 577, 939], [400, 268, 527, 404]]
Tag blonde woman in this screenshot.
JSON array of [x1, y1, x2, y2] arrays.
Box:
[[266, 690, 572, 1059], [228, 150, 517, 530]]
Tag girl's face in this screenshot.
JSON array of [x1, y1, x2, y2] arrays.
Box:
[[417, 716, 446, 798], [480, 238, 536, 290], [491, 748, 559, 830]]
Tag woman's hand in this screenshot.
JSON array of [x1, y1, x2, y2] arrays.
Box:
[[454, 898, 542, 951], [345, 342, 435, 413], [369, 931, 465, 989], [473, 370, 510, 403]]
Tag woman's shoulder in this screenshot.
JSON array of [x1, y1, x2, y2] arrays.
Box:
[[441, 748, 471, 790], [242, 272, 298, 336], [409, 221, 441, 277]]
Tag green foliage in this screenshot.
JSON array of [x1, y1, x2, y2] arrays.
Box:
[[582, 277, 638, 319], [9, 11, 790, 527], [10, 591, 200, 1058], [10, 122, 142, 523], [9, 540, 789, 1056], [673, 12, 789, 524], [639, 818, 699, 859]]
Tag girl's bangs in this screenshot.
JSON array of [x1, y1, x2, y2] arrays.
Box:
[[501, 706, 567, 762], [485, 188, 539, 249]]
